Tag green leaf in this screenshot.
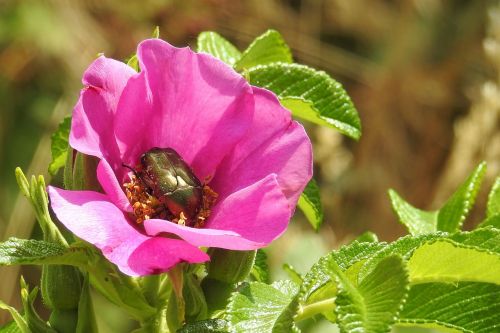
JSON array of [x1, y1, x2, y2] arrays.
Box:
[[334, 255, 409, 333], [20, 277, 58, 333], [234, 30, 292, 71], [226, 281, 299, 333], [487, 177, 500, 218], [250, 249, 270, 283], [389, 162, 487, 234], [296, 241, 385, 323], [477, 215, 500, 229], [298, 179, 324, 231], [248, 63, 361, 140], [0, 238, 90, 267], [196, 32, 241, 66], [151, 26, 159, 39], [48, 116, 71, 175], [178, 319, 228, 333], [399, 282, 500, 333], [389, 189, 437, 235], [478, 178, 500, 229], [300, 241, 386, 305], [0, 301, 29, 333], [407, 239, 500, 285], [354, 231, 379, 243], [282, 264, 303, 285], [449, 228, 500, 254], [437, 162, 487, 232], [0, 321, 22, 333], [126, 55, 139, 71]]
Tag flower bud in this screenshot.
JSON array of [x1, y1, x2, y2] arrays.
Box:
[[206, 249, 256, 284], [183, 274, 207, 322], [41, 265, 82, 310], [48, 309, 78, 333]]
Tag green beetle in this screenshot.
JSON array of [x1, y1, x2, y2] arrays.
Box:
[[127, 147, 203, 222]]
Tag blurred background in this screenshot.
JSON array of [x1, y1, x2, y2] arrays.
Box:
[[1, 0, 499, 331]]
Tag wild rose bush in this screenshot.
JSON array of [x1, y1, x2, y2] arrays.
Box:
[[1, 29, 499, 333]]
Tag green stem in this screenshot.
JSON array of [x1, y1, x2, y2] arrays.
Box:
[[138, 307, 168, 333], [294, 298, 336, 322]]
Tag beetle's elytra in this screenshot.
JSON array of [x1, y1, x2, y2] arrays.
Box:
[[127, 147, 203, 222]]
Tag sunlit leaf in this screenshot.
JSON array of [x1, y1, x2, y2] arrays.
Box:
[[389, 189, 437, 235], [389, 162, 486, 235], [248, 63, 361, 140], [235, 29, 292, 71], [298, 179, 324, 231], [250, 249, 270, 283], [407, 240, 500, 285], [197, 31, 241, 66], [226, 281, 299, 333], [399, 282, 500, 333], [437, 162, 487, 232], [334, 255, 409, 333]]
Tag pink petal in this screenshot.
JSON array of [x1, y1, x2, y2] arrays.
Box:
[[113, 39, 254, 180], [48, 186, 208, 276], [69, 56, 136, 169], [144, 174, 291, 250], [96, 159, 132, 212], [212, 87, 313, 206], [128, 237, 209, 275]]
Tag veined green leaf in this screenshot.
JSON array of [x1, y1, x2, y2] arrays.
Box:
[[48, 116, 71, 176], [389, 162, 486, 235], [407, 240, 500, 285], [449, 228, 500, 253], [250, 249, 270, 283], [399, 282, 500, 333], [0, 238, 90, 267], [389, 189, 437, 235], [178, 319, 228, 333], [248, 63, 361, 140], [197, 32, 241, 66], [298, 179, 324, 231], [226, 281, 299, 333], [297, 241, 385, 323], [334, 255, 409, 333], [235, 29, 292, 71], [437, 162, 487, 232]]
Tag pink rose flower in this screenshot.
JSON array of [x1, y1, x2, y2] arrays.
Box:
[[48, 39, 312, 276]]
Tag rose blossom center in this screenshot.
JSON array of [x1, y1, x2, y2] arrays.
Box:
[[121, 147, 218, 228]]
